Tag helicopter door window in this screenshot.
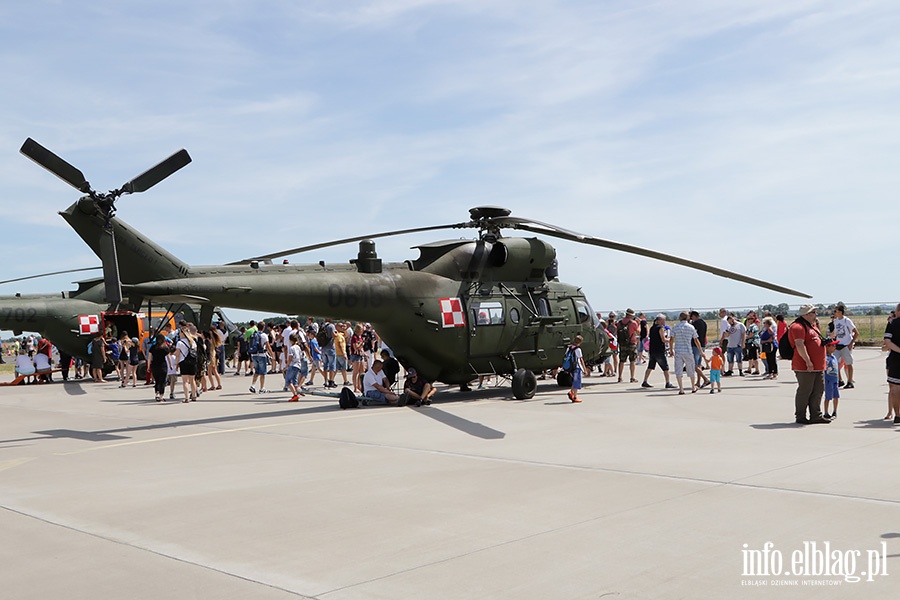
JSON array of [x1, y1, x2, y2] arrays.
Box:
[[471, 301, 504, 326], [510, 307, 520, 324], [537, 297, 551, 317]]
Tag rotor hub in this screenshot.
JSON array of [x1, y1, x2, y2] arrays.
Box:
[[468, 206, 511, 220]]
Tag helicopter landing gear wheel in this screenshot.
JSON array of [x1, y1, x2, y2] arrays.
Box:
[[512, 368, 537, 400], [556, 370, 573, 388]]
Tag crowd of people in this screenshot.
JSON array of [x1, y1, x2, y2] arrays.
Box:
[[5, 303, 900, 423], [586, 307, 788, 395], [2, 317, 434, 407], [565, 303, 900, 426]]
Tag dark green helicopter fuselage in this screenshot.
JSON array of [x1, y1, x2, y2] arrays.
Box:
[[61, 198, 607, 384]]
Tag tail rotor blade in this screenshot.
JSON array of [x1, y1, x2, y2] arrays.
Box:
[[123, 149, 192, 194], [20, 138, 91, 193], [99, 226, 123, 305]]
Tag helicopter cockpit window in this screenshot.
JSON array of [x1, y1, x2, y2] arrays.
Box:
[[574, 300, 593, 325], [472, 301, 504, 326], [585, 300, 601, 328]]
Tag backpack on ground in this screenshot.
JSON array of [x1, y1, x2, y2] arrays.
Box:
[[339, 387, 359, 409]]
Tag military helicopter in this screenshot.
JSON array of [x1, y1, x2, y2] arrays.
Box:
[[21, 138, 811, 399]]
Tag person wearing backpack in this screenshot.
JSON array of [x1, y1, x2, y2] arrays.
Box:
[[249, 321, 273, 393], [175, 323, 199, 402], [616, 308, 640, 384], [788, 305, 830, 424]]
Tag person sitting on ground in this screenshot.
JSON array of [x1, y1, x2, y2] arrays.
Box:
[[14, 348, 36, 383], [32, 350, 53, 383], [362, 360, 401, 406], [403, 368, 435, 406]]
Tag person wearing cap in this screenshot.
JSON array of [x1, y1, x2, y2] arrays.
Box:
[[616, 308, 640, 383], [788, 304, 830, 424], [403, 368, 435, 407]]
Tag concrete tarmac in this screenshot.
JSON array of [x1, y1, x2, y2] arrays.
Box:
[[1, 349, 898, 599]]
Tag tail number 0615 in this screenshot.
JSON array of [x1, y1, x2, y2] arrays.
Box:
[[327, 283, 384, 309]]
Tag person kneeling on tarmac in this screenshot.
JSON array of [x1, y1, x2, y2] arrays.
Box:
[[362, 360, 402, 406], [402, 368, 435, 407]]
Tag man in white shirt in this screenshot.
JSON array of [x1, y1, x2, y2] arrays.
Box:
[[724, 315, 746, 376], [718, 308, 729, 349], [362, 360, 401, 406], [831, 304, 858, 388], [280, 320, 297, 383]]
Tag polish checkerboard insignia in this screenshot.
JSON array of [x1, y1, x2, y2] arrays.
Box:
[[78, 314, 100, 335], [439, 298, 466, 328]]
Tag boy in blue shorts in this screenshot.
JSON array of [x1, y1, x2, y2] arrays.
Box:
[[824, 339, 840, 419]]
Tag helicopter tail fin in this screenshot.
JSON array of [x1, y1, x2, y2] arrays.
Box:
[[60, 199, 191, 285]]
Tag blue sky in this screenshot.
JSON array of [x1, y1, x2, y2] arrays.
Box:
[[1, 0, 898, 333]]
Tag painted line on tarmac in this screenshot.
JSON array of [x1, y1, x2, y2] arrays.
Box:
[[0, 457, 35, 472], [54, 409, 396, 456]]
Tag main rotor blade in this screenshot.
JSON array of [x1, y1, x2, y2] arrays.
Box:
[[123, 149, 192, 194], [232, 222, 474, 264], [20, 138, 91, 193], [511, 220, 812, 298], [0, 266, 102, 286]]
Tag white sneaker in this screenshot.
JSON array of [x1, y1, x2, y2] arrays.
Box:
[[249, 386, 256, 393], [260, 388, 268, 393]]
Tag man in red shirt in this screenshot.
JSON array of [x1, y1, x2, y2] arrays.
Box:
[[788, 304, 830, 424]]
